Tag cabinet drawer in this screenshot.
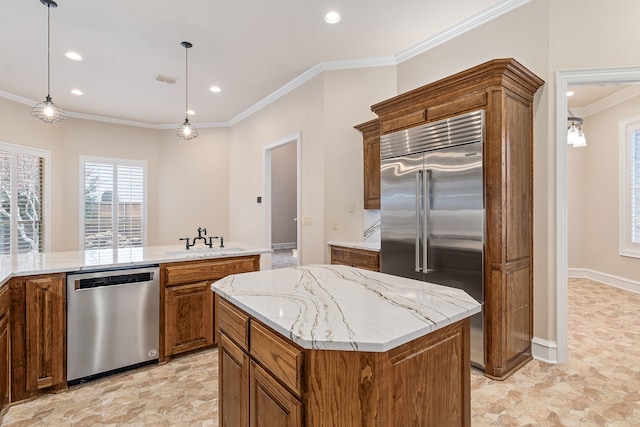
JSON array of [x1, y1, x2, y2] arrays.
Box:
[[219, 298, 249, 351], [163, 256, 259, 286], [250, 322, 303, 397], [330, 246, 380, 271]]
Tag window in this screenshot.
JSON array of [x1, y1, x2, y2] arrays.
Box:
[[80, 156, 147, 249], [0, 142, 49, 255], [620, 118, 640, 257]]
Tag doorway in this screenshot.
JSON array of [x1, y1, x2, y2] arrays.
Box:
[[262, 133, 301, 269], [555, 66, 640, 363]]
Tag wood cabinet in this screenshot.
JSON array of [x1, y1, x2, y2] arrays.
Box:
[[218, 297, 471, 427], [370, 58, 544, 380], [9, 273, 66, 402], [355, 119, 381, 209], [330, 245, 380, 271], [0, 286, 10, 413], [160, 255, 260, 359]]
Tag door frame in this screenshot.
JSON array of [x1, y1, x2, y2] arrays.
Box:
[[262, 132, 301, 268], [555, 66, 640, 363]]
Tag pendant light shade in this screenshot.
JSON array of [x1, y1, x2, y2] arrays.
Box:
[[567, 116, 586, 148], [176, 41, 198, 140], [32, 0, 65, 124]]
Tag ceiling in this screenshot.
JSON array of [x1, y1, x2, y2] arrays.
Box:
[[0, 0, 521, 127]]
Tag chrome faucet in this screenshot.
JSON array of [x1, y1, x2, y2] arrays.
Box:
[[179, 227, 224, 249]]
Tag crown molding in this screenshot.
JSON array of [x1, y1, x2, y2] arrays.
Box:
[[395, 0, 531, 63], [1, 0, 530, 129], [227, 57, 396, 127], [571, 84, 640, 118]]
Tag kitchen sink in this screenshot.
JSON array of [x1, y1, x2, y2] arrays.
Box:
[[165, 247, 245, 256]]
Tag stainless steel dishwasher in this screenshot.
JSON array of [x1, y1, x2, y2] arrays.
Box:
[[66, 265, 160, 384]]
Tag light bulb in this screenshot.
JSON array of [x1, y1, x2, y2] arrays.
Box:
[[44, 104, 54, 117], [567, 124, 579, 146], [183, 126, 191, 135]]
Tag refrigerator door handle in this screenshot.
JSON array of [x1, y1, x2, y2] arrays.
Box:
[[415, 170, 422, 272], [423, 169, 431, 273]]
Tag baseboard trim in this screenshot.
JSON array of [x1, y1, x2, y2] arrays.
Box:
[[531, 337, 558, 364], [568, 268, 640, 295], [272, 242, 296, 250]]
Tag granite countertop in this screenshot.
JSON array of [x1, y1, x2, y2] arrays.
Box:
[[0, 242, 271, 286], [327, 241, 380, 252], [212, 264, 480, 352]]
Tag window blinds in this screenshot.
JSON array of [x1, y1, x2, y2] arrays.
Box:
[[0, 146, 46, 255], [83, 160, 145, 249]]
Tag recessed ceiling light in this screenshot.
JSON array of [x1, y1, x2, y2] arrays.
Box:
[[70, 89, 84, 96], [209, 86, 221, 93], [566, 90, 575, 96], [187, 110, 195, 115], [324, 11, 341, 24], [65, 51, 83, 61]]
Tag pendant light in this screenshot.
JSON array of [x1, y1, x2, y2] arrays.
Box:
[[567, 116, 586, 148], [176, 41, 198, 140], [32, 0, 66, 124]]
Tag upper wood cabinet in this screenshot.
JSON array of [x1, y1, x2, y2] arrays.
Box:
[[9, 273, 66, 402], [354, 119, 381, 210], [370, 58, 544, 380], [160, 255, 260, 360]]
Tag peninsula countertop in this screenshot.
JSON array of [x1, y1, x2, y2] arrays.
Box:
[[0, 242, 271, 286], [211, 264, 481, 352]]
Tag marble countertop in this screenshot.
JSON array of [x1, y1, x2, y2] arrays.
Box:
[[212, 264, 480, 352], [0, 243, 271, 286], [327, 241, 380, 252]]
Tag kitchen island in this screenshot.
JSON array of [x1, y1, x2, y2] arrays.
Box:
[[212, 264, 481, 427]]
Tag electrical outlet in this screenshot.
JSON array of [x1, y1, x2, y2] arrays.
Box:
[[347, 203, 355, 213], [331, 221, 338, 230]]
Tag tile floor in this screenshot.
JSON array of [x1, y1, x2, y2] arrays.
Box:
[[2, 278, 639, 426]]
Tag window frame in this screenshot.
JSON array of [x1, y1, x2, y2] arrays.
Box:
[[79, 155, 148, 250], [619, 116, 640, 258], [0, 141, 51, 255]]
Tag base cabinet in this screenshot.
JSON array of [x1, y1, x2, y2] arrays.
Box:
[[9, 273, 66, 402], [218, 297, 470, 427], [161, 255, 260, 360], [329, 245, 380, 272]]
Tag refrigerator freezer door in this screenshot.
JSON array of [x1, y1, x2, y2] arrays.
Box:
[[423, 141, 484, 368], [380, 153, 424, 281]]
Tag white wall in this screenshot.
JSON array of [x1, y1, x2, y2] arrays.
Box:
[[228, 66, 396, 265], [0, 96, 230, 251], [568, 95, 640, 282], [156, 127, 230, 246]]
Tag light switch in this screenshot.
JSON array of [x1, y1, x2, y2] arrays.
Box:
[[302, 216, 312, 225], [347, 203, 355, 213]]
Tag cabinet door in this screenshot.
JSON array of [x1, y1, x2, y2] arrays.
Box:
[[219, 333, 249, 427], [24, 275, 65, 391], [364, 131, 381, 209], [164, 281, 214, 356], [250, 361, 302, 427]]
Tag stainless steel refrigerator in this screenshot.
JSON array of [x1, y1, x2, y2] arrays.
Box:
[[380, 110, 485, 368]]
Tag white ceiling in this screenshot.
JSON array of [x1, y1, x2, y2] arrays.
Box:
[[0, 0, 522, 127]]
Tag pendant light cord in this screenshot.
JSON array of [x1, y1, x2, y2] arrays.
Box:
[[47, 4, 51, 97], [185, 45, 188, 118]]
